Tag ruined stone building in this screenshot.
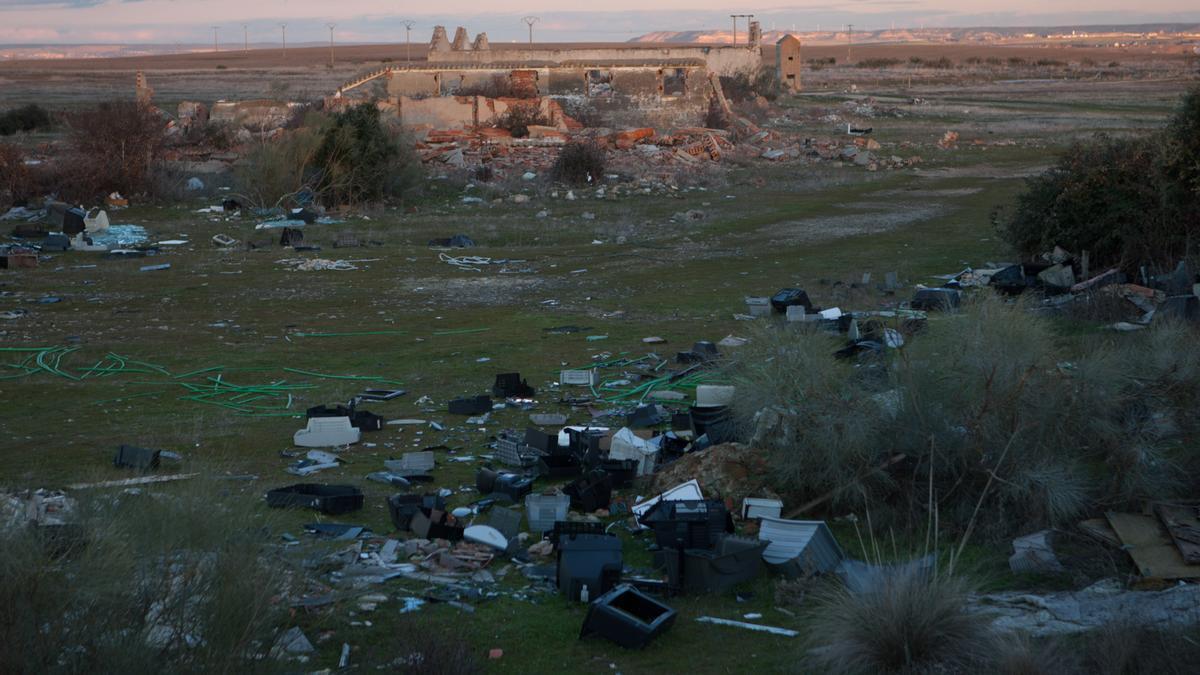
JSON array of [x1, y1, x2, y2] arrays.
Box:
[[330, 24, 801, 131]]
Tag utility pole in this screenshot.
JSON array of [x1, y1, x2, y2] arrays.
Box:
[[400, 19, 415, 62], [242, 24, 248, 51], [729, 14, 752, 45], [731, 15, 737, 44], [523, 16, 539, 44], [327, 23, 336, 67], [280, 23, 287, 59], [847, 23, 853, 63], [212, 26, 220, 53]]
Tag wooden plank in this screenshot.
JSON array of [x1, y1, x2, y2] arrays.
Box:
[[1106, 511, 1200, 580], [1154, 504, 1200, 565]]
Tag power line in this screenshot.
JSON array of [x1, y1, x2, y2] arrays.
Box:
[[523, 16, 539, 45]]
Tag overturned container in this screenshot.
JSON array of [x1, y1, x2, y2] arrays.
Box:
[[580, 584, 677, 649], [663, 535, 768, 594], [557, 532, 623, 601]]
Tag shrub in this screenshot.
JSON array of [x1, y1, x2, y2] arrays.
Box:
[[999, 86, 1200, 271], [456, 74, 515, 98], [729, 295, 1200, 539], [549, 140, 606, 185], [807, 568, 993, 674], [857, 58, 902, 68], [494, 103, 548, 138], [233, 120, 328, 209], [0, 482, 289, 673], [60, 99, 166, 201], [0, 104, 53, 136], [311, 103, 422, 205], [0, 142, 30, 205]]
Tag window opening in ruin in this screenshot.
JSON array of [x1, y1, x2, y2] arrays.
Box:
[[587, 70, 613, 97], [662, 68, 686, 97]]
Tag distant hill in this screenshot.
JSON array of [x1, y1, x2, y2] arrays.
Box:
[[632, 24, 1200, 46]]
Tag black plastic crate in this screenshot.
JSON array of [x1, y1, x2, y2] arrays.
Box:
[[113, 444, 161, 470], [266, 484, 364, 515], [538, 453, 582, 479], [475, 467, 534, 503], [580, 584, 676, 649], [448, 395, 492, 415], [598, 459, 639, 489], [639, 499, 733, 550], [549, 521, 606, 545], [564, 470, 613, 512]]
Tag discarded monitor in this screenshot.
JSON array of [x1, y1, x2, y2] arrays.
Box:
[[448, 395, 492, 415], [664, 535, 768, 594], [113, 444, 161, 470], [910, 288, 961, 311], [492, 372, 536, 398], [770, 288, 812, 314], [475, 467, 534, 503], [266, 484, 363, 515], [62, 207, 86, 236], [557, 533, 623, 601], [580, 584, 677, 649]]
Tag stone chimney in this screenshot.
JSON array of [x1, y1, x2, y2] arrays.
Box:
[[472, 32, 490, 51], [748, 20, 763, 47], [451, 27, 470, 51], [430, 26, 451, 53]]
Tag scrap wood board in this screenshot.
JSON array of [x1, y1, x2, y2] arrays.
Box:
[[1153, 503, 1200, 564], [1105, 511, 1199, 580]]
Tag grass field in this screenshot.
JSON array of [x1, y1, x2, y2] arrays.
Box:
[[1, 58, 1196, 671]]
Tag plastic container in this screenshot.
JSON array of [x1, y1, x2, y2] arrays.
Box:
[[564, 470, 613, 512], [557, 533, 623, 601], [689, 406, 730, 437], [741, 497, 783, 520], [293, 417, 361, 447], [549, 521, 606, 545], [580, 584, 677, 649], [266, 484, 364, 515], [525, 493, 570, 533], [448, 395, 492, 415], [663, 535, 768, 594], [538, 453, 582, 479], [639, 499, 732, 550], [910, 287, 961, 311], [492, 372, 535, 398], [475, 467, 534, 503]]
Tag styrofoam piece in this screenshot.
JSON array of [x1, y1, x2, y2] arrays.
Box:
[[695, 385, 736, 408], [741, 497, 783, 520], [464, 524, 509, 550], [757, 517, 845, 573], [632, 479, 703, 524], [560, 369, 599, 386], [556, 425, 608, 448], [293, 416, 361, 447], [818, 307, 843, 320], [609, 428, 659, 476], [745, 297, 771, 317], [785, 305, 806, 322]]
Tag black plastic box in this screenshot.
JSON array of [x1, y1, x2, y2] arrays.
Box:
[[449, 395, 492, 415], [580, 584, 677, 649], [564, 470, 613, 512], [266, 484, 364, 515], [114, 444, 161, 470], [663, 535, 768, 594]]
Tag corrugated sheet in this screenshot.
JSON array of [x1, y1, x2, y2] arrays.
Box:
[[758, 517, 845, 573]]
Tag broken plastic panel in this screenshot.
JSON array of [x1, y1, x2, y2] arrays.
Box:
[[580, 584, 677, 649], [387, 493, 445, 531], [113, 444, 161, 471], [266, 484, 364, 515], [448, 395, 492, 415], [492, 372, 536, 398], [564, 470, 613, 512]]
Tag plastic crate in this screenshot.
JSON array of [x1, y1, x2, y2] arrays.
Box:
[[598, 459, 639, 489], [580, 584, 677, 649], [525, 493, 570, 533], [564, 470, 613, 512], [266, 484, 363, 515], [663, 535, 768, 594], [639, 499, 732, 550]]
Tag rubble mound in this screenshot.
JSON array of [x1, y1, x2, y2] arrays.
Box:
[[649, 443, 777, 508]]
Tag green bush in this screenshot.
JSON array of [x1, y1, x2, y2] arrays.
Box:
[[999, 87, 1200, 270], [311, 103, 422, 206], [0, 104, 53, 136], [549, 140, 606, 185], [234, 115, 329, 209], [729, 296, 1200, 540]]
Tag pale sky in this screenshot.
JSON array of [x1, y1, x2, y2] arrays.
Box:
[[0, 0, 1198, 44]]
